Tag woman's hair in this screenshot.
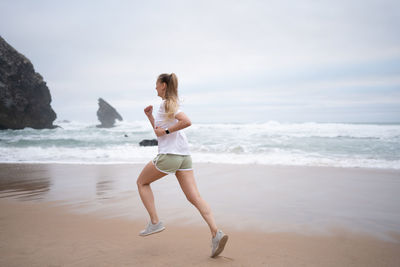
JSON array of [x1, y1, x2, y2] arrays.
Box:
[[157, 72, 179, 121]]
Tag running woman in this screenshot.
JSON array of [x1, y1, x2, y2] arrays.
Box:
[[137, 72, 228, 258]]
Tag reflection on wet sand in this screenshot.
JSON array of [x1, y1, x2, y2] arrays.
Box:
[[94, 166, 115, 200], [0, 163, 150, 221], [96, 180, 114, 199], [0, 164, 51, 200], [1, 162, 400, 243], [0, 163, 119, 203]]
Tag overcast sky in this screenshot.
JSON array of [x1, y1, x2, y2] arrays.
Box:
[[1, 0, 399, 123]]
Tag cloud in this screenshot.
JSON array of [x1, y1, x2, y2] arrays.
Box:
[[0, 0, 399, 122]]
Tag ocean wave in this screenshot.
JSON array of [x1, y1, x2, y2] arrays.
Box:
[[1, 120, 399, 169]]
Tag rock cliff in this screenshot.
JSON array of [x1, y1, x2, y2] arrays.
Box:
[[0, 36, 58, 130]]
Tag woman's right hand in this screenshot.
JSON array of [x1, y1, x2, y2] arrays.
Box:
[[144, 105, 153, 117]]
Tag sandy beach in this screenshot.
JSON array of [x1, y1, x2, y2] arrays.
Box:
[[1, 162, 400, 266]]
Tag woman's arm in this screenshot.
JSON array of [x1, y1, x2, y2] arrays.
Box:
[[154, 112, 191, 137], [144, 105, 155, 129], [169, 112, 192, 132], [147, 115, 155, 129]]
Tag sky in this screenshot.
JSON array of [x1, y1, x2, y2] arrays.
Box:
[[1, 0, 399, 123]]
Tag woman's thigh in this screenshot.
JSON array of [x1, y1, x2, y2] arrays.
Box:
[[137, 161, 168, 185], [175, 170, 200, 200]]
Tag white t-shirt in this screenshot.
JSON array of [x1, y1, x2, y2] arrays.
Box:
[[154, 100, 191, 155]]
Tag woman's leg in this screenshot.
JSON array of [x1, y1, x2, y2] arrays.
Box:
[[136, 161, 168, 224], [175, 170, 218, 238]]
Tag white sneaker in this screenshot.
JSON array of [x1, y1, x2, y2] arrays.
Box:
[[139, 221, 165, 236], [210, 229, 228, 257]]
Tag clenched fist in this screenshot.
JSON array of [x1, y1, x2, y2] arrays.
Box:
[[154, 126, 166, 137], [144, 105, 153, 117]]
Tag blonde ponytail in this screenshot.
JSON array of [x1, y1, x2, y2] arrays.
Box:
[[157, 73, 179, 121]]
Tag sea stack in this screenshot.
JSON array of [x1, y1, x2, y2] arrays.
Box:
[[96, 97, 123, 128], [0, 36, 58, 130]]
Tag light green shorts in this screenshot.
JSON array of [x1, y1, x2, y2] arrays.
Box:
[[152, 153, 193, 174]]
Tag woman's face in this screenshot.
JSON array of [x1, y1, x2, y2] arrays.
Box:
[[155, 80, 166, 99]]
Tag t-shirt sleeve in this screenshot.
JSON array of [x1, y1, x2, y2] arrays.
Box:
[[174, 109, 182, 116]]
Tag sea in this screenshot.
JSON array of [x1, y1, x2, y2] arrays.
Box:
[[1, 120, 399, 169]]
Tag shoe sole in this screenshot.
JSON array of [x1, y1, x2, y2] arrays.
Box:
[[211, 234, 228, 258], [139, 226, 166, 236]]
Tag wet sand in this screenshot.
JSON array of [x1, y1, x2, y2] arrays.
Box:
[[1, 163, 400, 266]]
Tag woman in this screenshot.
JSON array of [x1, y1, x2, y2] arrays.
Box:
[[136, 73, 228, 258]]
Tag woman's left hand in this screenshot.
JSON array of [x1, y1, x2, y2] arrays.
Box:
[[154, 126, 166, 137]]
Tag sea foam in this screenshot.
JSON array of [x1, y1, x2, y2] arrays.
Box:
[[1, 120, 399, 169]]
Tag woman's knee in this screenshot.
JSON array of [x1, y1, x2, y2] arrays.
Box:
[[186, 193, 201, 205], [136, 176, 149, 186]]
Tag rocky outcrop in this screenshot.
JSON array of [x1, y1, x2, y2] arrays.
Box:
[[57, 119, 70, 123], [139, 139, 158, 146], [96, 97, 123, 128], [0, 36, 58, 130]]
